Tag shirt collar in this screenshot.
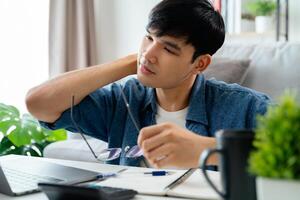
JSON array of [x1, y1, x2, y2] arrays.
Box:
[[141, 74, 208, 125], [142, 87, 157, 113], [185, 74, 208, 125]]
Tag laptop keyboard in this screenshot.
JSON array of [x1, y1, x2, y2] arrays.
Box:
[[2, 167, 62, 193]]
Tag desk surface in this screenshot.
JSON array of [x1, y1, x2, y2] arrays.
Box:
[[0, 155, 216, 200]]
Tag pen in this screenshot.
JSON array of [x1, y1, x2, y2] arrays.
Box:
[[144, 171, 171, 176], [96, 172, 117, 179], [96, 168, 128, 179], [65, 168, 127, 185], [164, 168, 196, 190], [63, 172, 117, 185]]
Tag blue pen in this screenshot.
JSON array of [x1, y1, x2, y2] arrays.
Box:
[[96, 168, 127, 179], [144, 171, 171, 176], [96, 172, 117, 179]]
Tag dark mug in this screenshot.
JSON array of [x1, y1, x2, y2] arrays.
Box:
[[200, 129, 256, 200]]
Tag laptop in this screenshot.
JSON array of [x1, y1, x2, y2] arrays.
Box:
[[0, 156, 100, 196]]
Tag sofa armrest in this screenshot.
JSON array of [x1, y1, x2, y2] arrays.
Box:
[[43, 138, 108, 163]]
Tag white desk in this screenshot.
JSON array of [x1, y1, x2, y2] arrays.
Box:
[[0, 155, 218, 200]]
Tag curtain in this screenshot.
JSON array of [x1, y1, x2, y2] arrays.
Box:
[[49, 0, 98, 77]]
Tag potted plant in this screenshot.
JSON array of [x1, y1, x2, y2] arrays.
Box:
[[249, 91, 300, 200], [246, 0, 276, 33], [241, 13, 256, 32], [0, 103, 67, 157]]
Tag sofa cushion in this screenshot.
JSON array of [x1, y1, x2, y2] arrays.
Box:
[[43, 138, 108, 163], [204, 58, 251, 84], [214, 41, 300, 100]]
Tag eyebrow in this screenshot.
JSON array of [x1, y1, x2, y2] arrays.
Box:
[[161, 40, 181, 52], [146, 29, 182, 52]]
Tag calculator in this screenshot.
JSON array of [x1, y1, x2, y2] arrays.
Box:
[[38, 182, 137, 200]]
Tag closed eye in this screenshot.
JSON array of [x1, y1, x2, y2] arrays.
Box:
[[164, 47, 175, 54], [145, 34, 178, 55], [145, 35, 153, 41]]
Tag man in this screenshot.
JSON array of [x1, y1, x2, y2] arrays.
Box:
[[26, 0, 270, 169]]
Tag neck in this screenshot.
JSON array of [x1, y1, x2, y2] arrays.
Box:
[[156, 75, 197, 112]]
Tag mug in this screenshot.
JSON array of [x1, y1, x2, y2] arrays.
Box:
[[200, 129, 256, 200]]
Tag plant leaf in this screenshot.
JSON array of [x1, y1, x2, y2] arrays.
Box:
[[249, 90, 300, 180], [44, 128, 67, 142], [0, 137, 20, 156], [0, 102, 67, 156], [20, 144, 43, 157], [0, 103, 20, 118], [21, 114, 45, 143]]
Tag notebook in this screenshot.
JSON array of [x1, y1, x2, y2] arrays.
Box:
[[0, 156, 101, 196], [96, 168, 221, 199]]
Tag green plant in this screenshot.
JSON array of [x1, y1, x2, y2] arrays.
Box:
[[0, 103, 67, 157], [246, 0, 276, 16], [249, 91, 300, 180], [242, 13, 255, 21]]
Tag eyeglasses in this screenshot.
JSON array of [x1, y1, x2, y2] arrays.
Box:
[[70, 85, 147, 165]]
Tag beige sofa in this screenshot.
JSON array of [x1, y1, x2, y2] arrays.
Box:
[[216, 41, 300, 100], [43, 41, 300, 162]]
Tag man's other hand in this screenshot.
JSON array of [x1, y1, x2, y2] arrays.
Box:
[[137, 122, 216, 169]]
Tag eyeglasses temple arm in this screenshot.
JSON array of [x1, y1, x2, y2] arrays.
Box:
[[120, 86, 149, 168], [70, 95, 98, 160], [120, 88, 140, 132]]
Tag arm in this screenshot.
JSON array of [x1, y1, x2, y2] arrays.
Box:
[[26, 54, 137, 123], [137, 122, 217, 169]]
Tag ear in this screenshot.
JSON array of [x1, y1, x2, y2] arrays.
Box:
[[191, 54, 212, 75]]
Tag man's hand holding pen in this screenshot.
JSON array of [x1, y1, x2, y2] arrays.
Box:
[[138, 122, 217, 169]]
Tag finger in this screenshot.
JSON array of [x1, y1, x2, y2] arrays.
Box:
[[138, 123, 167, 146], [146, 143, 173, 163], [141, 130, 171, 152], [154, 153, 176, 169], [145, 156, 157, 167]]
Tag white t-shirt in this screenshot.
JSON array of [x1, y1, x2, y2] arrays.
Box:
[[155, 104, 188, 128], [140, 104, 189, 168]]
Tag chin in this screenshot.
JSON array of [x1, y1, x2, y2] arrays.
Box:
[[137, 73, 160, 88]]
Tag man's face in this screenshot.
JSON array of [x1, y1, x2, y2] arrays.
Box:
[[137, 29, 199, 89]]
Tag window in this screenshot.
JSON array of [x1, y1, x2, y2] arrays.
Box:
[[0, 0, 49, 114]]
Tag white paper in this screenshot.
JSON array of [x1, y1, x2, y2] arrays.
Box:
[[96, 168, 221, 199], [96, 168, 187, 196], [167, 170, 220, 199]]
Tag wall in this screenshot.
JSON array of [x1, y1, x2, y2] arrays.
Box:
[[91, 0, 300, 63], [289, 0, 300, 42], [94, 0, 161, 63], [0, 0, 49, 114], [226, 0, 241, 34]]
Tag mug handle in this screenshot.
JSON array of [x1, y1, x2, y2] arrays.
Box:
[[200, 148, 227, 199]]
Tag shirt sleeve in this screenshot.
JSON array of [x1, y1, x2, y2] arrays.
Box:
[[246, 93, 272, 128], [39, 83, 122, 142]]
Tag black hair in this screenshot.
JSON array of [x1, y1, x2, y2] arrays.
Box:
[[146, 0, 225, 62]]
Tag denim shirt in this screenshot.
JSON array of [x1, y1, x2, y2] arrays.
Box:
[[40, 74, 271, 167]]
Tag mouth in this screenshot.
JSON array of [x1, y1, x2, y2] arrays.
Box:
[[140, 64, 155, 75]]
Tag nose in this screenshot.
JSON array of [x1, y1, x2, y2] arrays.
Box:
[[143, 43, 158, 64]]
